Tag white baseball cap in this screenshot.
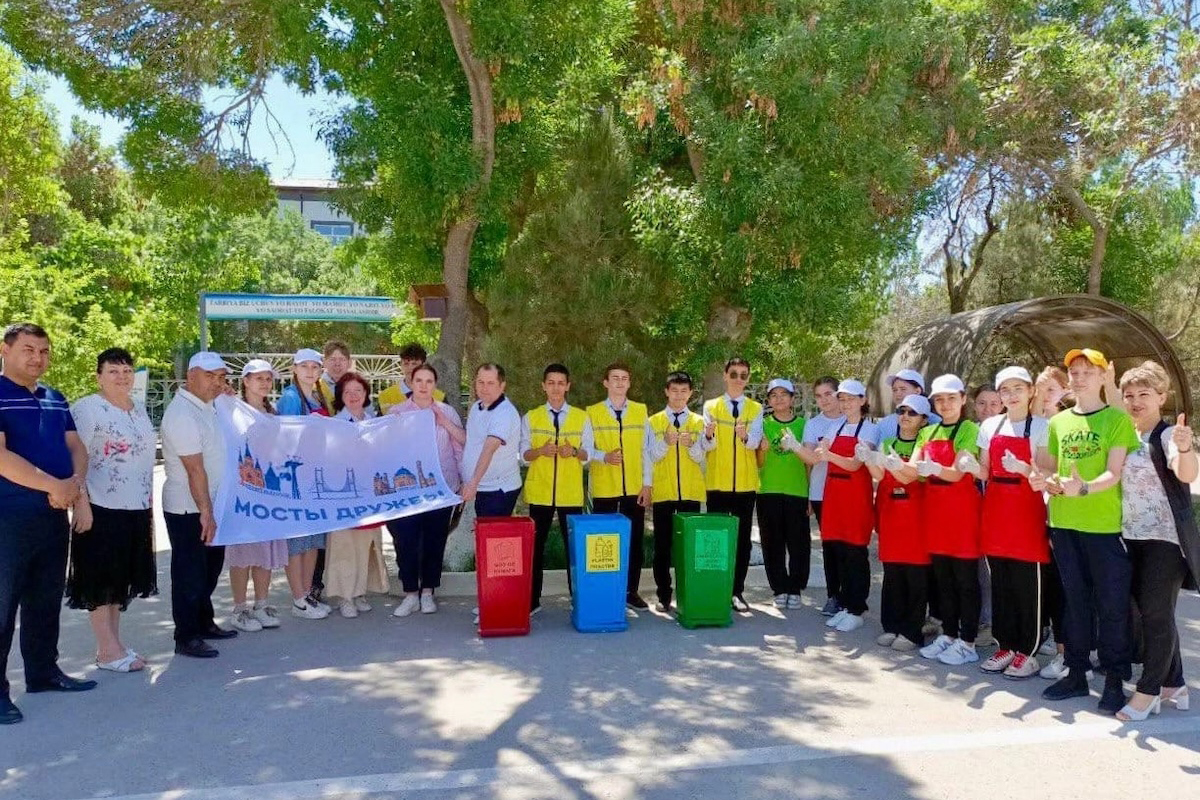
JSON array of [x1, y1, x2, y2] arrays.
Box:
[[885, 368, 925, 391], [292, 348, 323, 365], [187, 351, 229, 372], [241, 358, 278, 379], [994, 366, 1033, 389], [897, 394, 932, 417], [836, 379, 867, 397], [767, 378, 796, 395], [928, 374, 966, 397]]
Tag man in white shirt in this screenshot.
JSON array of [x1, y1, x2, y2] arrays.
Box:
[[460, 363, 522, 516], [161, 352, 237, 658]]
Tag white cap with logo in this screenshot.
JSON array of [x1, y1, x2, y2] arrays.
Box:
[[187, 351, 229, 372], [767, 378, 796, 395], [928, 374, 966, 397], [994, 366, 1033, 389], [885, 368, 925, 391], [837, 379, 867, 397]]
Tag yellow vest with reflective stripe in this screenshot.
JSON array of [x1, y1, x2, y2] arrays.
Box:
[[587, 400, 648, 499], [703, 396, 762, 492], [522, 405, 587, 507], [648, 409, 708, 503]]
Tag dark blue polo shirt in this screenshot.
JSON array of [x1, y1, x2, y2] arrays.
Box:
[[0, 375, 76, 512]]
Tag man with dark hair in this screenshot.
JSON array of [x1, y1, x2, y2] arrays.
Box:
[[461, 363, 522, 516], [378, 342, 444, 413], [522, 363, 592, 612], [0, 323, 97, 725]]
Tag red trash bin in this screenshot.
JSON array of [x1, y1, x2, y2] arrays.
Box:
[[475, 516, 535, 637]]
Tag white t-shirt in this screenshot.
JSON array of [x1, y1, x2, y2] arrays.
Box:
[[462, 394, 522, 493], [803, 413, 846, 501], [71, 393, 156, 510], [161, 388, 226, 514], [1122, 427, 1180, 544], [976, 415, 1051, 452]]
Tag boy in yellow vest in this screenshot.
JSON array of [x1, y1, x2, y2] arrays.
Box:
[[521, 363, 592, 613], [377, 342, 445, 414], [586, 363, 652, 610], [702, 357, 764, 612], [646, 370, 708, 612]]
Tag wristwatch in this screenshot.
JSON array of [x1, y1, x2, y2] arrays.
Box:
[[1078, 481, 1089, 497]]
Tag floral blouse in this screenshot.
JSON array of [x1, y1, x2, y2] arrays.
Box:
[[71, 393, 156, 510], [1121, 427, 1179, 544]]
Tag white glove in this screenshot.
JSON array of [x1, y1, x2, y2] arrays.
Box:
[[955, 451, 981, 477], [853, 441, 873, 463], [780, 429, 803, 453], [916, 459, 943, 478], [883, 453, 905, 472], [1001, 449, 1031, 476]]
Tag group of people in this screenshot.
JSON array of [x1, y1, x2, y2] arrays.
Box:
[[0, 321, 1195, 729]]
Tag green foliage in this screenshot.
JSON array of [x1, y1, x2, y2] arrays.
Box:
[[0, 44, 63, 234]]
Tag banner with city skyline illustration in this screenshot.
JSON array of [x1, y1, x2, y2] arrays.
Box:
[[211, 395, 460, 545]]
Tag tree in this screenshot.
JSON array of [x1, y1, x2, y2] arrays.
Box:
[[0, 44, 62, 236]]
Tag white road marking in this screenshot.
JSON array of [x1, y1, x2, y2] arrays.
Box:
[[73, 714, 1200, 800]]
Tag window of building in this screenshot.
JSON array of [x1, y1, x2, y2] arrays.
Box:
[[311, 221, 354, 245]]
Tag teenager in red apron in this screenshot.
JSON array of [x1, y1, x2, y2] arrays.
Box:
[[868, 393, 931, 651], [819, 379, 880, 633], [909, 374, 982, 666], [977, 366, 1050, 679]]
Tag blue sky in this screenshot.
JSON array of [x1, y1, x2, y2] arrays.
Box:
[[40, 72, 339, 180]]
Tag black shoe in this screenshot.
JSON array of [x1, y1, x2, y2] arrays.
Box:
[[626, 593, 649, 610], [174, 638, 219, 658], [200, 625, 238, 640], [25, 673, 98, 693], [1042, 672, 1090, 701], [0, 696, 22, 724], [1098, 674, 1128, 714]]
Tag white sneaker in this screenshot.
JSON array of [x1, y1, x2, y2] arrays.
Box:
[[877, 632, 898, 647], [920, 634, 954, 659], [731, 595, 751, 612], [937, 639, 980, 666], [393, 594, 421, 618], [420, 593, 437, 614], [892, 635, 919, 652], [232, 606, 263, 632], [354, 596, 372, 613], [773, 594, 789, 608], [834, 613, 864, 632], [981, 649, 1015, 673], [976, 624, 998, 648], [786, 594, 802, 609], [1004, 653, 1040, 679], [339, 600, 359, 618], [291, 598, 328, 619], [472, 605, 480, 624], [1038, 632, 1057, 657], [825, 609, 849, 628], [252, 603, 281, 628], [1040, 652, 1068, 679], [306, 593, 331, 615]]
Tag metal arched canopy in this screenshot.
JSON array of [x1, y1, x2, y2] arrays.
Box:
[[869, 294, 1192, 418]]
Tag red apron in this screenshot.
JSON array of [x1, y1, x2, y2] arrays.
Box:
[[821, 420, 874, 547], [875, 445, 928, 565], [922, 421, 981, 559], [981, 417, 1049, 563]]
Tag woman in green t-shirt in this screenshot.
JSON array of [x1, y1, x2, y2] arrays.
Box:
[[756, 379, 810, 609]]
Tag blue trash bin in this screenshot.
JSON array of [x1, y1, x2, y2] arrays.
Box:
[[567, 513, 631, 633]]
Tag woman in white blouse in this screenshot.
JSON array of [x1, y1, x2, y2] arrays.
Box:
[[67, 348, 157, 673], [1116, 361, 1199, 720]]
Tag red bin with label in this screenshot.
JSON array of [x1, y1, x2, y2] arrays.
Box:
[[474, 516, 535, 637]]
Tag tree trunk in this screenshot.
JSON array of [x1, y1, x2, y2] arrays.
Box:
[[1087, 223, 1108, 295], [701, 300, 753, 396]]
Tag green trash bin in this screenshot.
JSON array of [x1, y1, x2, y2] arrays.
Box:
[[672, 512, 737, 629]]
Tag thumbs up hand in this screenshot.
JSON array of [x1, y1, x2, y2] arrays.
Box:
[[1172, 413, 1194, 453], [916, 459, 943, 478], [853, 441, 872, 463], [1001, 449, 1031, 476], [1028, 465, 1048, 492], [1061, 463, 1086, 497], [955, 451, 981, 477], [883, 453, 905, 473]]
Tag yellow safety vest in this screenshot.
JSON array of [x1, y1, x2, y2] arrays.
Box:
[[587, 400, 648, 499], [703, 396, 762, 493], [377, 383, 445, 415], [648, 409, 708, 503], [522, 405, 588, 507]]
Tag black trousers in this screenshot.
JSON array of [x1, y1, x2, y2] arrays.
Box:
[[312, 546, 326, 591], [651, 500, 701, 604], [1050, 528, 1132, 679], [0, 509, 69, 695], [756, 493, 811, 594], [1043, 548, 1066, 646], [881, 563, 928, 644], [164, 512, 225, 644], [387, 506, 455, 593], [706, 491, 756, 596], [529, 504, 583, 607], [930, 555, 981, 642], [1127, 539, 1187, 695], [988, 556, 1045, 656], [812, 500, 839, 599], [475, 489, 520, 518], [593, 495, 645, 595], [829, 541, 870, 614]]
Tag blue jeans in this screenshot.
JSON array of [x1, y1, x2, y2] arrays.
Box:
[[475, 489, 519, 518]]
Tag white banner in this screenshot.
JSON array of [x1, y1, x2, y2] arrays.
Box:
[[212, 396, 460, 545]]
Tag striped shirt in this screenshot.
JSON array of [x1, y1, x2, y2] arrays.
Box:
[[0, 375, 76, 511]]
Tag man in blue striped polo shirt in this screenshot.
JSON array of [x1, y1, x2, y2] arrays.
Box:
[[0, 323, 97, 725]]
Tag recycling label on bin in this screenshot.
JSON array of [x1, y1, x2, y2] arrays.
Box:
[[486, 537, 523, 578], [585, 533, 621, 572], [693, 528, 728, 571]]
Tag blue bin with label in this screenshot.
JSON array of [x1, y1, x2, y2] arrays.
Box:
[[566, 513, 631, 633]]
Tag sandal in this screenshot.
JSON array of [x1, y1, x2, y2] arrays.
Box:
[[96, 652, 144, 673]]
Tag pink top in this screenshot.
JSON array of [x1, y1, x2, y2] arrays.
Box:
[[391, 398, 464, 492]]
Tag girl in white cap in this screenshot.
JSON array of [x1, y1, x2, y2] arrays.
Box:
[[756, 378, 810, 609], [226, 360, 291, 631], [816, 379, 880, 632], [972, 366, 1051, 679], [908, 374, 983, 665]]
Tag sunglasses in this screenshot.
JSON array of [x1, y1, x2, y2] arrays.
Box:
[[897, 408, 924, 418], [727, 371, 749, 380]]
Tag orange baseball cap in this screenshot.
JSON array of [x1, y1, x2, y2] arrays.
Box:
[[1063, 348, 1109, 369]]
